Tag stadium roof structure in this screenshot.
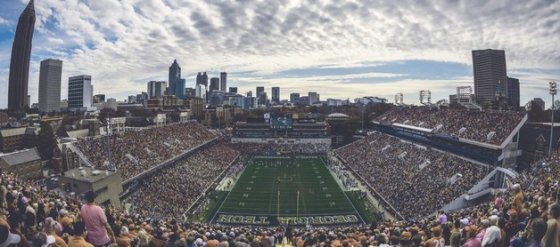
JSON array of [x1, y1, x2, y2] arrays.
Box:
[[0, 148, 41, 166]]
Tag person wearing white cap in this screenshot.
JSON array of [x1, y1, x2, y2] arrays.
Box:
[[0, 221, 21, 247], [37, 232, 56, 247], [116, 226, 131, 247]]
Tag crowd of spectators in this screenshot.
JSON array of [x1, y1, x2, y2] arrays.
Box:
[[335, 131, 491, 220], [377, 107, 525, 145], [126, 143, 239, 220], [74, 122, 215, 180], [0, 146, 558, 247], [229, 142, 330, 155]]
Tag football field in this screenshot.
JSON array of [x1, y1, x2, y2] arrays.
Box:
[[210, 157, 365, 226]]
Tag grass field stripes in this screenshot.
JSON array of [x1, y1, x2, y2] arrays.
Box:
[[210, 157, 365, 226]]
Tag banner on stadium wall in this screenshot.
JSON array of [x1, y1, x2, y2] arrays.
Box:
[[211, 213, 362, 226]]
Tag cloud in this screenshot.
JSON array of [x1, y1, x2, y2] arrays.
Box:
[[0, 17, 10, 26], [0, 0, 559, 108]]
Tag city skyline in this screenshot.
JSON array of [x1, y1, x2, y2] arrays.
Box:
[[0, 0, 559, 108]]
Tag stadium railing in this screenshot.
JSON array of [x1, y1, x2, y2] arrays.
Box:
[[67, 142, 95, 168]]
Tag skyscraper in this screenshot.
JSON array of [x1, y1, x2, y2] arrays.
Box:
[[256, 87, 264, 97], [196, 72, 208, 87], [8, 0, 36, 111], [507, 77, 520, 109], [168, 60, 181, 96], [472, 49, 508, 106], [147, 81, 166, 99], [220, 72, 227, 91], [308, 92, 319, 104], [38, 59, 63, 113], [68, 75, 92, 110], [175, 79, 186, 99], [290, 93, 300, 103], [229, 87, 238, 94], [210, 77, 220, 91], [271, 87, 280, 104], [256, 87, 266, 105]]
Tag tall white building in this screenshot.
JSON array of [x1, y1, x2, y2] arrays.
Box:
[[308, 92, 320, 104], [38, 59, 63, 113], [68, 75, 92, 110]]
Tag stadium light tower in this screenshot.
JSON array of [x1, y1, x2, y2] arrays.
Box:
[[549, 81, 557, 156]]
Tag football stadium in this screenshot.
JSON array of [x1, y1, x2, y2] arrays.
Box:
[[4, 106, 560, 247]]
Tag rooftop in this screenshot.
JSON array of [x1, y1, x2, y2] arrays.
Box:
[[0, 148, 41, 166], [63, 167, 118, 183]]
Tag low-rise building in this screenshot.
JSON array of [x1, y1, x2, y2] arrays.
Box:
[[0, 127, 39, 153], [59, 167, 123, 205], [0, 148, 43, 179]]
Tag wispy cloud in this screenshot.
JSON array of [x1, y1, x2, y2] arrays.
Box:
[[0, 0, 559, 108], [0, 17, 10, 26]]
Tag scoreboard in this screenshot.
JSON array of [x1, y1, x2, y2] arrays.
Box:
[[270, 117, 293, 129]]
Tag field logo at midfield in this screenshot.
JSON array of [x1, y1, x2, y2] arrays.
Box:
[[277, 173, 294, 182], [214, 214, 360, 226]]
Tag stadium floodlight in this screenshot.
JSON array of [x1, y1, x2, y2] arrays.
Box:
[[549, 81, 557, 156]]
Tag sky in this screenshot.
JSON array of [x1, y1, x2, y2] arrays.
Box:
[[0, 0, 559, 108]]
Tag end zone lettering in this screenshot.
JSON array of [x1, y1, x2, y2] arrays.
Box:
[[277, 215, 358, 225], [216, 215, 270, 225], [215, 214, 359, 226]]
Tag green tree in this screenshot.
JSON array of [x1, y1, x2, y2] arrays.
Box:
[[37, 122, 57, 160]]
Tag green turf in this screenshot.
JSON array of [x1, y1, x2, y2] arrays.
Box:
[[210, 157, 364, 226]]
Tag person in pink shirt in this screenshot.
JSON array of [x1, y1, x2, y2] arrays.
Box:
[[80, 191, 115, 247], [494, 191, 504, 209], [463, 225, 481, 247]]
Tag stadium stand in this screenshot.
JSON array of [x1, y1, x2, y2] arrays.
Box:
[[334, 131, 491, 220], [126, 142, 239, 220], [74, 122, 216, 180], [376, 107, 525, 145]]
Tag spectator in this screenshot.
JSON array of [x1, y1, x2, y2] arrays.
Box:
[[463, 226, 481, 247], [68, 222, 93, 247], [115, 226, 131, 247], [0, 219, 21, 247], [527, 218, 547, 247], [511, 183, 524, 215], [80, 191, 115, 247], [424, 226, 445, 247], [542, 203, 560, 247]]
